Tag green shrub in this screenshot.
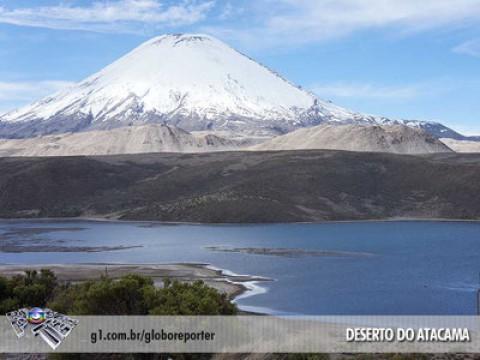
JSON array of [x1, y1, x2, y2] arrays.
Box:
[[0, 269, 57, 313], [49, 275, 236, 316], [1, 270, 236, 360]]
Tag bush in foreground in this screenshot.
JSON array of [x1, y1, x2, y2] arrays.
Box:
[[49, 275, 237, 316], [0, 269, 57, 313], [0, 270, 236, 316]]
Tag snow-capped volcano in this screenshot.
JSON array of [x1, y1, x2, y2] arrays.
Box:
[[0, 33, 471, 142], [0, 33, 378, 139]]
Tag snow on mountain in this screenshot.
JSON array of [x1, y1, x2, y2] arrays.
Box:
[[0, 33, 473, 142], [0, 124, 243, 156], [378, 119, 476, 141], [251, 124, 453, 154], [0, 34, 367, 139]]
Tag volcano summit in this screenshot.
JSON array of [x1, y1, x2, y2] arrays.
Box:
[[0, 34, 390, 139], [0, 33, 474, 154]]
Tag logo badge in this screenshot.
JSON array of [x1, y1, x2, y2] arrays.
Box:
[[6, 307, 79, 350], [27, 307, 46, 324]]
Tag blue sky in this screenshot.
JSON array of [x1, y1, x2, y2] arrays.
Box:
[[0, 0, 479, 134]]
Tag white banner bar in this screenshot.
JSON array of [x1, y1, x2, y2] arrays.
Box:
[[2, 316, 480, 353]]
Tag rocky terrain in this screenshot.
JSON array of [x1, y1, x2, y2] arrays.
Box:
[[251, 124, 452, 154], [440, 138, 480, 153], [0, 124, 242, 156], [0, 123, 457, 156]]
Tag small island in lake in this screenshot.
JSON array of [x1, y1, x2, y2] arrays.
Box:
[[205, 246, 374, 258]]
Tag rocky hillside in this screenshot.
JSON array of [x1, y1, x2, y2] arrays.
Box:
[[0, 124, 242, 156], [440, 138, 480, 153], [251, 124, 452, 154]]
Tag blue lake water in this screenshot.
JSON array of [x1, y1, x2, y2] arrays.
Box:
[[1, 220, 479, 315]]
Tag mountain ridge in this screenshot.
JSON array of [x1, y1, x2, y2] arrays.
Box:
[[251, 124, 452, 154], [0, 124, 242, 156]]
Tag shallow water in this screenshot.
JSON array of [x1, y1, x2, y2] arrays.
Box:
[[1, 220, 479, 315]]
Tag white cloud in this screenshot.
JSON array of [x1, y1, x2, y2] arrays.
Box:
[[453, 39, 480, 57], [0, 0, 215, 34], [0, 80, 74, 113], [2, 1, 479, 44], [310, 82, 435, 100], [205, 0, 480, 48]]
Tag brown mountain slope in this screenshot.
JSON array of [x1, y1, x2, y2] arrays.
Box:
[[0, 151, 479, 222]]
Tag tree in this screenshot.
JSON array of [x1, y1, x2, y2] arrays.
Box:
[[0, 269, 57, 313]]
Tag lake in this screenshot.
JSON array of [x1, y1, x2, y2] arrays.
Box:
[[1, 220, 479, 315]]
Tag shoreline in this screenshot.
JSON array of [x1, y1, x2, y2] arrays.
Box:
[[0, 263, 272, 310], [0, 216, 480, 226], [204, 264, 271, 308]]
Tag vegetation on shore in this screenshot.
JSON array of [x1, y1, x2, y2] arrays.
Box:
[[0, 270, 465, 360], [0, 269, 236, 359], [0, 269, 236, 315]]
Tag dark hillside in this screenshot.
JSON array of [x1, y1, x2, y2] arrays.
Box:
[[1, 150, 480, 222]]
